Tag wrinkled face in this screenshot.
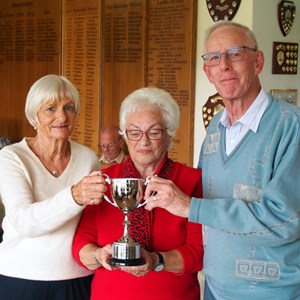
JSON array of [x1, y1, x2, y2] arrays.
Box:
[[100, 131, 123, 162], [125, 108, 171, 170], [36, 98, 76, 141], [203, 26, 264, 102]]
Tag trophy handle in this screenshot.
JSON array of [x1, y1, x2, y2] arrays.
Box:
[[135, 176, 151, 208], [140, 175, 159, 208], [145, 175, 151, 185], [136, 200, 148, 208], [100, 173, 119, 208]]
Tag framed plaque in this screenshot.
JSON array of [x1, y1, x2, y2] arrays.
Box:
[[270, 89, 298, 105], [272, 42, 298, 74]]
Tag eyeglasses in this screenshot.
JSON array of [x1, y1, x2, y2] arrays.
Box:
[[99, 144, 118, 149], [201, 46, 257, 67], [126, 129, 164, 141]]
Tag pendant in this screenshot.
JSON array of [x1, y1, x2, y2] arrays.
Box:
[[52, 169, 58, 176]]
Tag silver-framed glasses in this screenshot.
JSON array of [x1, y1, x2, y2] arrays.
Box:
[[201, 45, 257, 67]]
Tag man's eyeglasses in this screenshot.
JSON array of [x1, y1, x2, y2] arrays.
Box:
[[126, 129, 164, 141], [201, 45, 257, 67], [99, 144, 118, 149]]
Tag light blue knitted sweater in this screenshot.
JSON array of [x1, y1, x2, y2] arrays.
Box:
[[190, 95, 300, 299]]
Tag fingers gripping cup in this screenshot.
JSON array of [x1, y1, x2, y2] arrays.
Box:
[[101, 174, 150, 266]]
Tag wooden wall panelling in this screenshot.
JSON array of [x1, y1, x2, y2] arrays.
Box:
[[62, 0, 101, 153], [1, 0, 197, 166], [102, 0, 147, 129], [147, 0, 197, 166], [0, 0, 61, 142], [102, 0, 197, 166]]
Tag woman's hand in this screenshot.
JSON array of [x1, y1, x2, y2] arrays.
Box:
[[71, 171, 107, 206], [79, 243, 113, 271], [120, 248, 184, 276], [119, 249, 158, 276], [82, 245, 159, 275]]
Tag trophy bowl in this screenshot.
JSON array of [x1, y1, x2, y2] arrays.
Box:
[[101, 175, 149, 266]]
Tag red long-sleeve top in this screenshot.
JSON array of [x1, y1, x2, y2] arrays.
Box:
[[73, 157, 203, 300]]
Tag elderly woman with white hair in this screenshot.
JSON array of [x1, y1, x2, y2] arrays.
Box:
[[72, 87, 204, 300], [0, 74, 107, 300]]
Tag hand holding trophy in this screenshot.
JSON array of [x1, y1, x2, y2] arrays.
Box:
[[101, 174, 150, 266]]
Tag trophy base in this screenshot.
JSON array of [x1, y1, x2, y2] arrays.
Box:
[[109, 241, 145, 266], [108, 257, 145, 266]]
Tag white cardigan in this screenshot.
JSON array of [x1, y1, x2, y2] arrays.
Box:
[[0, 138, 99, 280]]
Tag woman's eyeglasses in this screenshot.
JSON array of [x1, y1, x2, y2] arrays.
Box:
[[201, 45, 257, 67], [126, 129, 164, 141]]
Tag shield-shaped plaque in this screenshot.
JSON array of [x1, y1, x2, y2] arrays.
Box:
[[206, 0, 241, 22], [202, 93, 224, 129], [278, 0, 296, 36]]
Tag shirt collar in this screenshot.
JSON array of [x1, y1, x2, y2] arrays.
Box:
[[99, 150, 125, 164], [219, 88, 269, 132]]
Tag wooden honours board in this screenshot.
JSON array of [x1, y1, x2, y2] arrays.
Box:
[[102, 0, 146, 131], [147, 0, 197, 165], [1, 0, 197, 166], [102, 0, 197, 165], [62, 0, 101, 152], [0, 0, 61, 141]]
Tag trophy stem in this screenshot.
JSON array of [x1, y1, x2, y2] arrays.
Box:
[[107, 178, 146, 266], [121, 208, 134, 244]]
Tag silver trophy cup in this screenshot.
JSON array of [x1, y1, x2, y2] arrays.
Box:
[[102, 174, 149, 266]]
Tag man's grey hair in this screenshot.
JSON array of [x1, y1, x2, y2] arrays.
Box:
[[203, 21, 259, 52]]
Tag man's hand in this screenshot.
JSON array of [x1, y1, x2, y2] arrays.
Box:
[[144, 176, 191, 218]]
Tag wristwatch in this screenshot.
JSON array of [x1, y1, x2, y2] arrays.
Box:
[[153, 252, 165, 272]]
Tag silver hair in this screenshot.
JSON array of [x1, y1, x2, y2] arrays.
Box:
[[119, 87, 180, 138], [203, 21, 259, 52], [25, 74, 80, 127], [100, 125, 123, 141]]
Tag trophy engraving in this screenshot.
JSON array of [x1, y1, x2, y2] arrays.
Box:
[[101, 174, 149, 266]]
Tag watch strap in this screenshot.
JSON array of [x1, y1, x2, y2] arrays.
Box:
[[153, 252, 165, 272]]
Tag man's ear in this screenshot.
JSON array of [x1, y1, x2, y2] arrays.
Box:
[[118, 138, 125, 147], [254, 50, 264, 75], [203, 64, 214, 84]]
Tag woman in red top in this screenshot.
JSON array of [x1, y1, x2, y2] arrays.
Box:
[[72, 87, 203, 300]]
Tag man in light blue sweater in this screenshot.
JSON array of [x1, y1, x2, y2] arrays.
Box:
[[145, 21, 300, 299]]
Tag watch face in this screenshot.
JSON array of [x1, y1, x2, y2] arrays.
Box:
[[154, 264, 164, 272], [206, 0, 241, 22], [154, 252, 165, 272], [278, 0, 296, 36]]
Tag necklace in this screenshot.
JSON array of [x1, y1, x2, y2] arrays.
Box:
[[44, 156, 60, 177], [40, 150, 60, 176], [32, 139, 69, 177]]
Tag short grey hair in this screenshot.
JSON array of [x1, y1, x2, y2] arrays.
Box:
[[25, 74, 80, 127], [119, 87, 180, 137], [203, 21, 259, 52]]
